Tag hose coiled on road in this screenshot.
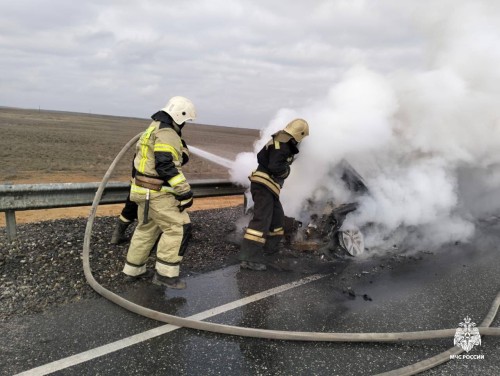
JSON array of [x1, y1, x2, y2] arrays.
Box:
[[83, 134, 500, 375]]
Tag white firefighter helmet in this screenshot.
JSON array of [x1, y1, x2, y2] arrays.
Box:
[[161, 96, 196, 125], [284, 118, 309, 142]]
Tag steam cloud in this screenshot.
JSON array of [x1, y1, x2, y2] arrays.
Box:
[[230, 0, 500, 252]]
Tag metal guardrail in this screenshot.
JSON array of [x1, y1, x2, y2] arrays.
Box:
[[0, 179, 246, 242]]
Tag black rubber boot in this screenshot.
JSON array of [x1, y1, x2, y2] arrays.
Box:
[[263, 236, 282, 255], [152, 273, 187, 289], [238, 239, 268, 271], [110, 218, 132, 244], [123, 269, 154, 282]]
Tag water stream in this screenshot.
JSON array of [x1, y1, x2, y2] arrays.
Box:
[[189, 145, 235, 170]]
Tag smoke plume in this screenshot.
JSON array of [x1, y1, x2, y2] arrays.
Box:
[[230, 0, 500, 252]]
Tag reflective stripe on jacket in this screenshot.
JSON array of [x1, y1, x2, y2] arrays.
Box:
[[250, 131, 299, 195], [249, 170, 281, 196], [132, 114, 186, 195]]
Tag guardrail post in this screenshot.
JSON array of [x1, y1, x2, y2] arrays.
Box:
[[5, 210, 17, 242]]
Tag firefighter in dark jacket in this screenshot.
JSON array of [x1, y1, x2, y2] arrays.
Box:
[[122, 96, 195, 289], [239, 118, 309, 270]]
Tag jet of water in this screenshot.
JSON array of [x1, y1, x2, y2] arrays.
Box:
[[189, 145, 235, 170]]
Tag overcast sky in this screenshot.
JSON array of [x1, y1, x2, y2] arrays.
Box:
[[0, 0, 428, 128]]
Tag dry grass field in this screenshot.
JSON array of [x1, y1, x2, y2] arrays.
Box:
[[0, 107, 259, 224]]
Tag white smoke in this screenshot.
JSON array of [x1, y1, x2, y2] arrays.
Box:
[[230, 0, 500, 252]]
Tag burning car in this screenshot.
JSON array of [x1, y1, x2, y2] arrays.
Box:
[[279, 159, 369, 258]]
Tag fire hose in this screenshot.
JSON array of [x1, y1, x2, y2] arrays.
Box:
[[83, 133, 500, 375]]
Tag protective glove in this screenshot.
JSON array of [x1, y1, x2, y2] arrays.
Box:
[[178, 196, 194, 212], [280, 165, 291, 179], [174, 182, 194, 212], [272, 166, 290, 187], [176, 190, 194, 212]]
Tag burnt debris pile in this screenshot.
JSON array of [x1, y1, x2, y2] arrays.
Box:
[[283, 160, 369, 259]]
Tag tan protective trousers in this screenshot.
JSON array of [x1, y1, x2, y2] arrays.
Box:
[[123, 191, 191, 278]]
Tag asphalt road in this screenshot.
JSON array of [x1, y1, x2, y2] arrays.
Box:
[[2, 218, 500, 376]]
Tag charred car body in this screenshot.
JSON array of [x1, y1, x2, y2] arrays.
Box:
[[282, 159, 369, 258]]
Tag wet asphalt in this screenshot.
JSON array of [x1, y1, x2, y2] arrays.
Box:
[[1, 219, 500, 376]]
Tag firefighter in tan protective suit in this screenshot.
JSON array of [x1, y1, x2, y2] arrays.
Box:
[[238, 119, 309, 270], [122, 96, 195, 289]]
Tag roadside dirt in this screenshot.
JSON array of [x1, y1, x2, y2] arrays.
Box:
[[0, 107, 257, 227], [0, 107, 259, 184]]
